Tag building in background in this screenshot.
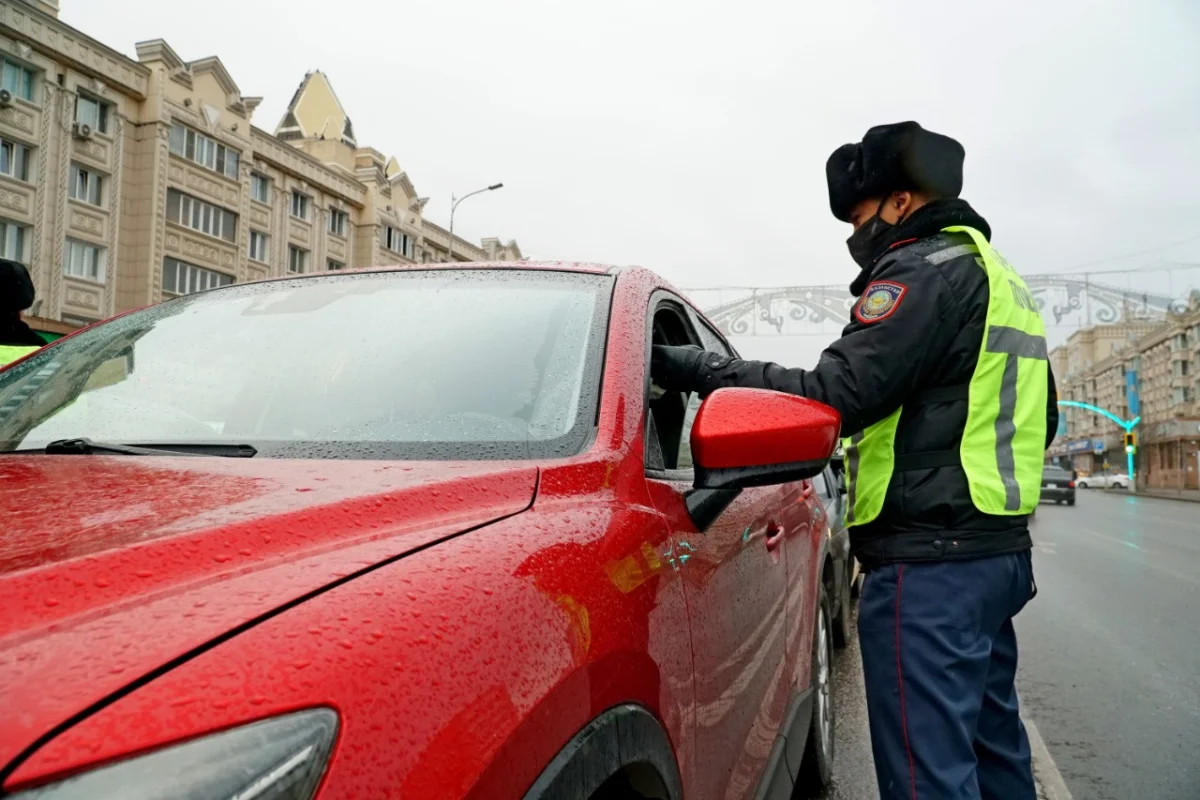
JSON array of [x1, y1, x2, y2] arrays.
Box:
[[0, 0, 522, 340], [1049, 295, 1200, 490]]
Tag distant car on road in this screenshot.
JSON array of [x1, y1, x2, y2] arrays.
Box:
[[1041, 465, 1077, 506], [0, 263, 844, 800], [1076, 472, 1129, 490]]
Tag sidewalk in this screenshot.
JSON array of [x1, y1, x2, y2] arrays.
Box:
[[1129, 487, 1200, 503]]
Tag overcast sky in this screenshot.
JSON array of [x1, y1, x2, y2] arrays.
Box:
[[64, 0, 1200, 340]]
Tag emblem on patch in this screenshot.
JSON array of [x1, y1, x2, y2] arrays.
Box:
[[854, 281, 907, 323]]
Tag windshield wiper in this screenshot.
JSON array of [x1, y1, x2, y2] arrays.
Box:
[[40, 438, 257, 457]]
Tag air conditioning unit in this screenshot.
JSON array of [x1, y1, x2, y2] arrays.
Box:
[[0, 89, 12, 107], [72, 122, 93, 140]]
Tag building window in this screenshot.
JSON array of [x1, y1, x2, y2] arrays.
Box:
[[167, 188, 238, 243], [290, 191, 311, 221], [288, 245, 309, 274], [384, 226, 414, 258], [249, 230, 270, 263], [327, 259, 344, 271], [328, 208, 348, 237], [68, 163, 104, 206], [64, 238, 107, 283], [0, 219, 26, 261], [250, 172, 271, 203], [167, 122, 240, 180], [0, 137, 31, 181], [0, 58, 37, 103], [162, 257, 233, 297], [74, 94, 110, 134]]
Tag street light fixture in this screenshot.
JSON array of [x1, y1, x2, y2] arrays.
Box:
[[446, 182, 503, 262]]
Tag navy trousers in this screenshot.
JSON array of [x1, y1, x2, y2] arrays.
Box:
[[858, 552, 1037, 800]]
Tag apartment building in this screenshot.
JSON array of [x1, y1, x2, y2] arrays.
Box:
[[1050, 295, 1200, 489], [0, 0, 522, 340]]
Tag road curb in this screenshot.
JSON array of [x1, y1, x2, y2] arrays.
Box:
[[1129, 490, 1200, 504], [1025, 716, 1073, 800]]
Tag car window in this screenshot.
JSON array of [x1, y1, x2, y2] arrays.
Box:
[[674, 316, 734, 472], [0, 270, 613, 460], [1043, 467, 1071, 480], [646, 298, 704, 472]]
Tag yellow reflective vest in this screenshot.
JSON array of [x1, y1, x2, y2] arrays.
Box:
[[0, 344, 40, 368], [843, 226, 1049, 525]]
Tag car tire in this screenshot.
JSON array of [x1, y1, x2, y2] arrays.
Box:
[[832, 569, 853, 650], [797, 584, 835, 793], [1067, 497, 1075, 507]]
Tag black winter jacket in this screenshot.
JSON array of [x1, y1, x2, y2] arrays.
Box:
[[688, 200, 1057, 568]]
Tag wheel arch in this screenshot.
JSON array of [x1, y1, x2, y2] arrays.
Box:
[[521, 704, 683, 800]]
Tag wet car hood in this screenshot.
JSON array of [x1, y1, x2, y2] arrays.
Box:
[[0, 455, 537, 773]]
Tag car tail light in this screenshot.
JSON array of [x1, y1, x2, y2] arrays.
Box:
[[1067, 481, 1075, 488], [10, 708, 338, 800]]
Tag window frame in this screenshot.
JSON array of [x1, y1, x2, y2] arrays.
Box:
[[326, 259, 345, 271], [248, 229, 270, 263], [0, 218, 27, 262], [290, 191, 311, 221], [68, 162, 104, 206], [168, 122, 240, 180], [643, 291, 712, 480], [1, 57, 38, 103], [0, 136, 32, 182], [250, 172, 271, 204], [328, 208, 348, 237], [74, 92, 110, 135], [161, 256, 234, 298], [166, 188, 238, 243], [288, 244, 309, 274], [63, 237, 107, 283]]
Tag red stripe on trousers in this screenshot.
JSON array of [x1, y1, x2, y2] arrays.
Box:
[[896, 564, 917, 800]]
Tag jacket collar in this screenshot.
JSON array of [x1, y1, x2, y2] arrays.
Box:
[[849, 199, 992, 296]]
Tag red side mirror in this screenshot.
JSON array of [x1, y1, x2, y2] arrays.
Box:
[[690, 388, 841, 490]]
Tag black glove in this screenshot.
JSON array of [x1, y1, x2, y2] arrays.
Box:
[[652, 344, 718, 394]]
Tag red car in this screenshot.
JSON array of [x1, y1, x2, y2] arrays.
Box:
[[0, 264, 842, 800]]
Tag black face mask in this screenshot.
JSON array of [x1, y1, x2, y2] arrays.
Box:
[[845, 197, 907, 269]]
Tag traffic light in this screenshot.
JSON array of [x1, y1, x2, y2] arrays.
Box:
[[1124, 431, 1137, 454]]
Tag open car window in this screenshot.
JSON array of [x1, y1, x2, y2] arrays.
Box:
[[0, 270, 614, 460], [645, 296, 705, 473]]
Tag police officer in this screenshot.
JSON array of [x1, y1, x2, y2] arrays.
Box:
[[652, 121, 1058, 800], [0, 259, 44, 367]]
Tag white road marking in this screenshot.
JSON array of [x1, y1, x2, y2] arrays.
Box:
[[1025, 715, 1074, 800]]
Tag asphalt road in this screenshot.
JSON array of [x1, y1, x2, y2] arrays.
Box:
[[1018, 491, 1200, 800], [801, 490, 1200, 799]]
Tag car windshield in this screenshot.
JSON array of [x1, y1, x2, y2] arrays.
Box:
[[1043, 467, 1072, 480], [0, 269, 613, 460]]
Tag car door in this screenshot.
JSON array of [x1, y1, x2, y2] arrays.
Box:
[[642, 295, 793, 800]]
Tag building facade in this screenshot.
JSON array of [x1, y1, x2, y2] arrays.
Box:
[[0, 0, 522, 340], [1049, 295, 1200, 490]]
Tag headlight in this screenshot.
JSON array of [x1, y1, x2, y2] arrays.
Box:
[[11, 708, 338, 800]]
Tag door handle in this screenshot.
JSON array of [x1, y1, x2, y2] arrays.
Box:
[[764, 521, 785, 551]]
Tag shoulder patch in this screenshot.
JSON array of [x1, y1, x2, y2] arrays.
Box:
[[854, 280, 907, 324]]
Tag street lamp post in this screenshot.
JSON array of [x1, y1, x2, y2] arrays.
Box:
[[1057, 400, 1140, 492], [446, 182, 503, 262]]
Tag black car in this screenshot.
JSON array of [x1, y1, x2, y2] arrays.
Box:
[[1040, 465, 1076, 506]]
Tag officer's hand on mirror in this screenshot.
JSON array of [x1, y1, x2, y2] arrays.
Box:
[[651, 345, 708, 393]]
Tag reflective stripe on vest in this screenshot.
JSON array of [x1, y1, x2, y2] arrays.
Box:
[[842, 226, 1049, 527], [0, 344, 39, 367]]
